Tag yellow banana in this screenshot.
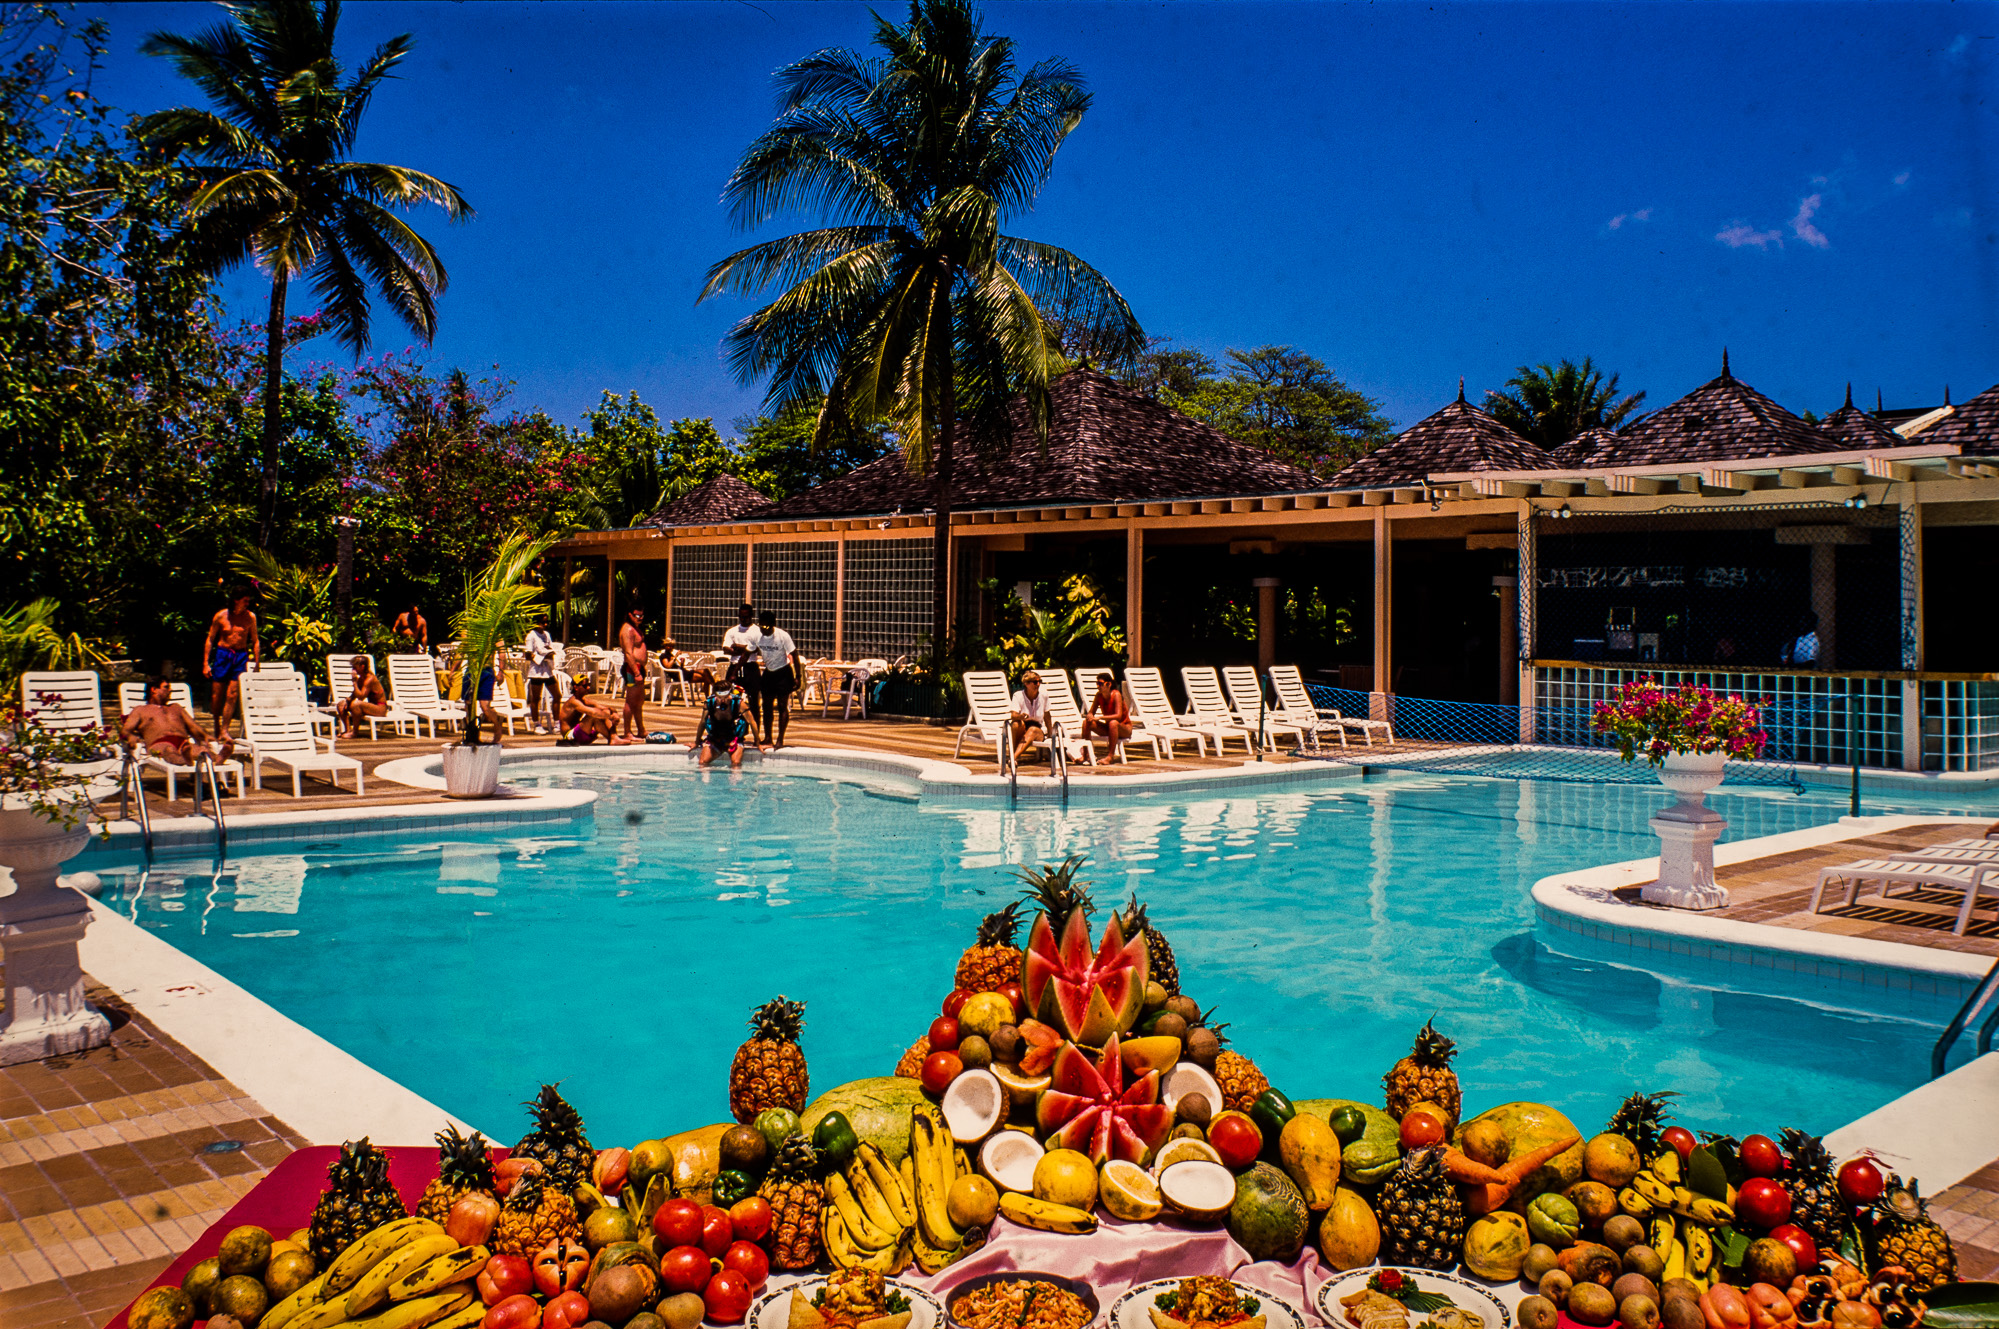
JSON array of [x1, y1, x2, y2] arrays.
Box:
[[424, 1303, 488, 1329], [1633, 1173, 1679, 1209], [1660, 1220, 1687, 1283], [265, 1269, 334, 1329], [348, 1285, 476, 1329], [1689, 1196, 1734, 1225], [827, 1173, 895, 1249], [954, 1146, 971, 1180], [846, 1162, 906, 1240], [1687, 1222, 1715, 1274], [911, 1112, 964, 1249], [822, 1208, 863, 1269], [997, 1192, 1097, 1235], [326, 1218, 444, 1294], [1648, 1215, 1676, 1251], [290, 1295, 359, 1329], [1619, 1187, 1656, 1219], [389, 1246, 488, 1302], [1651, 1153, 1684, 1185], [900, 1155, 917, 1200], [860, 1144, 918, 1229], [345, 1234, 460, 1319]]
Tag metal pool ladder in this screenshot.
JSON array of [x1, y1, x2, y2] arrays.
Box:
[[1932, 952, 1999, 1078], [116, 749, 229, 859]]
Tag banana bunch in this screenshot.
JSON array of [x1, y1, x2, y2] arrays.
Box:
[[1618, 1152, 1734, 1295], [265, 1218, 481, 1329], [1648, 1214, 1720, 1292], [824, 1141, 918, 1275], [903, 1107, 986, 1273]]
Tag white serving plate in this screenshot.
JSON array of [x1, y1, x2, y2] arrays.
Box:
[[751, 1276, 948, 1329], [1314, 1268, 1512, 1329], [1109, 1278, 1304, 1329]]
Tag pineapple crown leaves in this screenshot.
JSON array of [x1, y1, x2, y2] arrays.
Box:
[[1116, 892, 1153, 934], [771, 1133, 820, 1182], [1605, 1090, 1680, 1153], [520, 1083, 591, 1148], [747, 996, 807, 1044], [1408, 1017, 1457, 1069], [1393, 1145, 1449, 1183], [1779, 1128, 1835, 1171], [1875, 1175, 1935, 1225], [502, 1168, 548, 1213], [328, 1136, 393, 1190], [973, 901, 1023, 948], [1014, 855, 1095, 920], [434, 1124, 496, 1190], [1198, 1005, 1231, 1045]]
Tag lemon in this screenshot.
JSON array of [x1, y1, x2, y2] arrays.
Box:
[[1032, 1148, 1099, 1209], [959, 993, 1015, 1039], [1099, 1160, 1164, 1221], [1151, 1137, 1223, 1175], [948, 1173, 1001, 1228]]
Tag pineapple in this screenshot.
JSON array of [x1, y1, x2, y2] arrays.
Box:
[[1605, 1090, 1680, 1160], [1384, 1019, 1462, 1128], [1115, 894, 1181, 995], [730, 997, 810, 1123], [1209, 1020, 1270, 1114], [1016, 856, 1095, 923], [1869, 1176, 1956, 1294], [1778, 1128, 1847, 1248], [513, 1085, 594, 1191], [306, 1138, 409, 1269], [895, 1036, 930, 1079], [760, 1134, 823, 1270], [956, 903, 1024, 993], [492, 1170, 581, 1259], [418, 1124, 497, 1224], [1376, 1147, 1466, 1271]]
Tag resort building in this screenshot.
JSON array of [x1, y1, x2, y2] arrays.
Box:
[[552, 360, 1999, 772]]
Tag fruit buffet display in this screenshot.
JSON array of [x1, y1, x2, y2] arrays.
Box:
[[123, 858, 1991, 1329]]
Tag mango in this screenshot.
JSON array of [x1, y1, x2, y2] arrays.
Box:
[[660, 1123, 730, 1203], [1277, 1114, 1342, 1209], [1293, 1098, 1400, 1186]]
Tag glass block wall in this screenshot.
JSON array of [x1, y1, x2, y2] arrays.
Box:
[[750, 542, 838, 657], [843, 538, 934, 661], [1920, 680, 1999, 772], [670, 544, 747, 653]]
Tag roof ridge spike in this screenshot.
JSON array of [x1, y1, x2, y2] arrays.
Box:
[[1945, 384, 1951, 405], [1457, 377, 1466, 404], [1721, 347, 1731, 379], [1844, 382, 1853, 409]]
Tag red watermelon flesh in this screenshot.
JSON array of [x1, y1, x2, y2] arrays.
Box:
[[1032, 1036, 1171, 1165], [1022, 908, 1150, 1045]]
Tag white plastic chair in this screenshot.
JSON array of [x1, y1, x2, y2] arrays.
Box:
[[327, 654, 413, 738], [1179, 666, 1272, 757], [115, 681, 244, 800], [1269, 665, 1393, 746], [952, 670, 1014, 764], [1035, 670, 1097, 766], [1068, 668, 1161, 763], [486, 665, 531, 735], [386, 654, 465, 737], [1119, 668, 1211, 759], [1808, 859, 1997, 936], [20, 670, 104, 733], [241, 685, 363, 798], [822, 664, 873, 720]]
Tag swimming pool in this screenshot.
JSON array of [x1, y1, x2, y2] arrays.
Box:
[[90, 760, 1996, 1149]]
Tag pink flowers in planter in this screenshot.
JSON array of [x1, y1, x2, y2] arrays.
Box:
[[1590, 676, 1769, 765]]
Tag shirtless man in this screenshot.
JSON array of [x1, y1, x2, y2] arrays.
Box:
[[122, 677, 234, 765], [617, 607, 648, 739], [201, 586, 259, 739], [337, 656, 389, 738], [559, 678, 632, 746], [393, 604, 429, 652]]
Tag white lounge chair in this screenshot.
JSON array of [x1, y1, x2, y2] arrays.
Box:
[[19, 669, 104, 733], [1219, 666, 1309, 752], [386, 654, 465, 737], [1034, 670, 1097, 766], [1269, 665, 1393, 747], [486, 665, 531, 735], [1121, 668, 1213, 759], [116, 681, 244, 800], [1185, 666, 1295, 755], [1066, 667, 1163, 763], [1808, 858, 1998, 937], [952, 670, 1015, 765], [326, 654, 414, 738], [242, 686, 363, 798]]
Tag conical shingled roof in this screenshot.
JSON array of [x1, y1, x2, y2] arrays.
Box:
[[1909, 382, 1999, 453], [643, 473, 771, 528], [1581, 367, 1838, 467], [1328, 391, 1545, 488], [749, 368, 1321, 519], [1816, 387, 1902, 451], [1542, 426, 1618, 469]]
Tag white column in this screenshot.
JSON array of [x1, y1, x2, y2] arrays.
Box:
[[662, 544, 675, 646], [0, 818, 110, 1065], [834, 533, 847, 661], [603, 556, 617, 645], [1254, 577, 1281, 672], [1494, 575, 1518, 704]]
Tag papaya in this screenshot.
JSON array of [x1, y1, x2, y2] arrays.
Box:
[[659, 1123, 730, 1204], [1294, 1098, 1400, 1187], [1454, 1103, 1585, 1204], [1278, 1114, 1342, 1210], [1464, 1210, 1532, 1281], [1317, 1187, 1382, 1271]]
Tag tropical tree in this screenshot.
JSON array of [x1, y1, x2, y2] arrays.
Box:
[[1483, 357, 1647, 450], [700, 0, 1144, 653], [1162, 345, 1394, 474], [136, 0, 472, 548]]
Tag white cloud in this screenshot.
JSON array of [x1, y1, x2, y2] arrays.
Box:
[[1791, 194, 1831, 248], [1716, 221, 1783, 250], [1893, 171, 1912, 188], [1607, 207, 1654, 231]]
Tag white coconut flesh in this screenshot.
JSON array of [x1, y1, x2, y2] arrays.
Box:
[[1158, 1159, 1236, 1218], [978, 1129, 1045, 1192], [1158, 1063, 1225, 1116], [940, 1069, 1005, 1143]]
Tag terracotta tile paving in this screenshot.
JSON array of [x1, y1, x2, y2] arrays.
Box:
[[1934, 1161, 1999, 1281]]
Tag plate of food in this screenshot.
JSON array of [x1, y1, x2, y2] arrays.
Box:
[[945, 1271, 1100, 1329], [1109, 1275, 1304, 1329], [1315, 1267, 1511, 1329], [752, 1269, 946, 1329]]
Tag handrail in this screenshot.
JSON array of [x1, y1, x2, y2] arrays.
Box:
[[1932, 952, 1999, 1078], [193, 750, 228, 852], [1048, 718, 1070, 806], [118, 750, 153, 859], [1001, 727, 1017, 805]]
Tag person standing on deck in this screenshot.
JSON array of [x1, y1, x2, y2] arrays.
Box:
[[201, 586, 259, 740], [524, 614, 557, 733], [617, 607, 649, 739], [393, 603, 429, 653], [721, 603, 764, 742], [754, 609, 797, 750]]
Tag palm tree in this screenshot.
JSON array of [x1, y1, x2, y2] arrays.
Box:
[[700, 0, 1143, 654], [1483, 357, 1647, 450], [137, 0, 472, 548], [451, 530, 559, 747]]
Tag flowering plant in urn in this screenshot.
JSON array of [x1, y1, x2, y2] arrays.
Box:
[[1591, 678, 1767, 766]]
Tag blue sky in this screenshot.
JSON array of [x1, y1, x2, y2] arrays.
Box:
[[84, 2, 1999, 434]]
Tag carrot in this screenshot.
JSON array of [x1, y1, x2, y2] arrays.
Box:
[[1458, 1133, 1582, 1216], [1440, 1147, 1508, 1186]]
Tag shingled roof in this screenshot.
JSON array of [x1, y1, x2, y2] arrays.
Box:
[[643, 473, 771, 528], [1909, 382, 1999, 453], [749, 368, 1320, 519], [1580, 358, 1839, 468], [1816, 387, 1902, 451], [1327, 388, 1547, 488]]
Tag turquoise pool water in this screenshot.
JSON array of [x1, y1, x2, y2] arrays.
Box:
[[91, 761, 1998, 1150]]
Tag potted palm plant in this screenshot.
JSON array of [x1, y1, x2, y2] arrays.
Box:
[[442, 531, 559, 798]]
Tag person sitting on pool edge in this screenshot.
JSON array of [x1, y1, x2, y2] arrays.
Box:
[[559, 677, 631, 746], [695, 679, 751, 768], [121, 676, 234, 765]]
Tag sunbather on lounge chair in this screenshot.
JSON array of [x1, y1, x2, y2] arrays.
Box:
[[337, 656, 389, 738], [560, 679, 631, 746], [122, 676, 234, 763], [1082, 671, 1132, 745]]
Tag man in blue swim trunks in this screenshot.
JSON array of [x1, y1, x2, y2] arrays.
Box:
[[201, 585, 259, 741]]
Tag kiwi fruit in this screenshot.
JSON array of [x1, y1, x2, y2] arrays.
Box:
[[1176, 1093, 1213, 1127], [1183, 1026, 1221, 1069], [1165, 995, 1201, 1023], [1569, 1284, 1618, 1327], [1661, 1296, 1705, 1329], [1612, 1275, 1659, 1307], [1618, 1296, 1661, 1329], [1523, 1244, 1561, 1283], [657, 1294, 706, 1329], [1150, 1012, 1190, 1041], [719, 1125, 769, 1174], [1602, 1215, 1645, 1252], [988, 1025, 1021, 1061], [1623, 1244, 1665, 1281], [1539, 1270, 1574, 1304], [957, 1035, 993, 1068], [1660, 1280, 1703, 1307], [1518, 1297, 1560, 1329]]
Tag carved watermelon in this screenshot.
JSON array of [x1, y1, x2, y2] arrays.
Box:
[[1033, 1034, 1172, 1165], [1021, 907, 1149, 1045]]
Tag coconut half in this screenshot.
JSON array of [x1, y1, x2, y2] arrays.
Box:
[[1158, 1159, 1236, 1221], [940, 1069, 1005, 1143], [1158, 1063, 1225, 1117], [978, 1129, 1045, 1192]]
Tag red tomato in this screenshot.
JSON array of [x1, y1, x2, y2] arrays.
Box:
[[942, 990, 970, 1018], [1740, 1134, 1783, 1178], [1399, 1108, 1448, 1150], [1662, 1126, 1697, 1163], [705, 1269, 755, 1324], [1208, 1113, 1263, 1170], [653, 1196, 705, 1248], [730, 1196, 774, 1243], [478, 1254, 533, 1306], [483, 1293, 541, 1329], [999, 983, 1025, 1018], [928, 1016, 961, 1051], [1738, 1177, 1793, 1230], [542, 1289, 591, 1329], [919, 1051, 963, 1094], [659, 1243, 713, 1295], [722, 1240, 771, 1291], [1838, 1157, 1885, 1206], [1769, 1224, 1820, 1271], [700, 1204, 735, 1258]]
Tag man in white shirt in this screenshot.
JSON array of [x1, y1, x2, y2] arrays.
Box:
[[753, 610, 798, 749], [523, 616, 557, 733], [720, 603, 764, 740], [1780, 612, 1820, 668], [1010, 670, 1048, 766]]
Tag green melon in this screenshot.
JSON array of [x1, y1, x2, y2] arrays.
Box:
[[799, 1078, 928, 1166], [1294, 1098, 1400, 1187], [1226, 1162, 1310, 1264], [1454, 1102, 1585, 1204]]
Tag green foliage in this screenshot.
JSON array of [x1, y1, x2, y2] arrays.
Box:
[[1482, 357, 1646, 450], [451, 529, 560, 745], [227, 548, 334, 681], [732, 398, 894, 502], [1161, 346, 1394, 475], [1, 699, 113, 830], [984, 574, 1125, 674], [0, 600, 114, 698], [579, 393, 737, 526]]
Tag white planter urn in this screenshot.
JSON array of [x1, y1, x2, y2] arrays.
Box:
[[1643, 750, 1731, 910], [441, 742, 503, 798], [0, 796, 112, 1065]]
